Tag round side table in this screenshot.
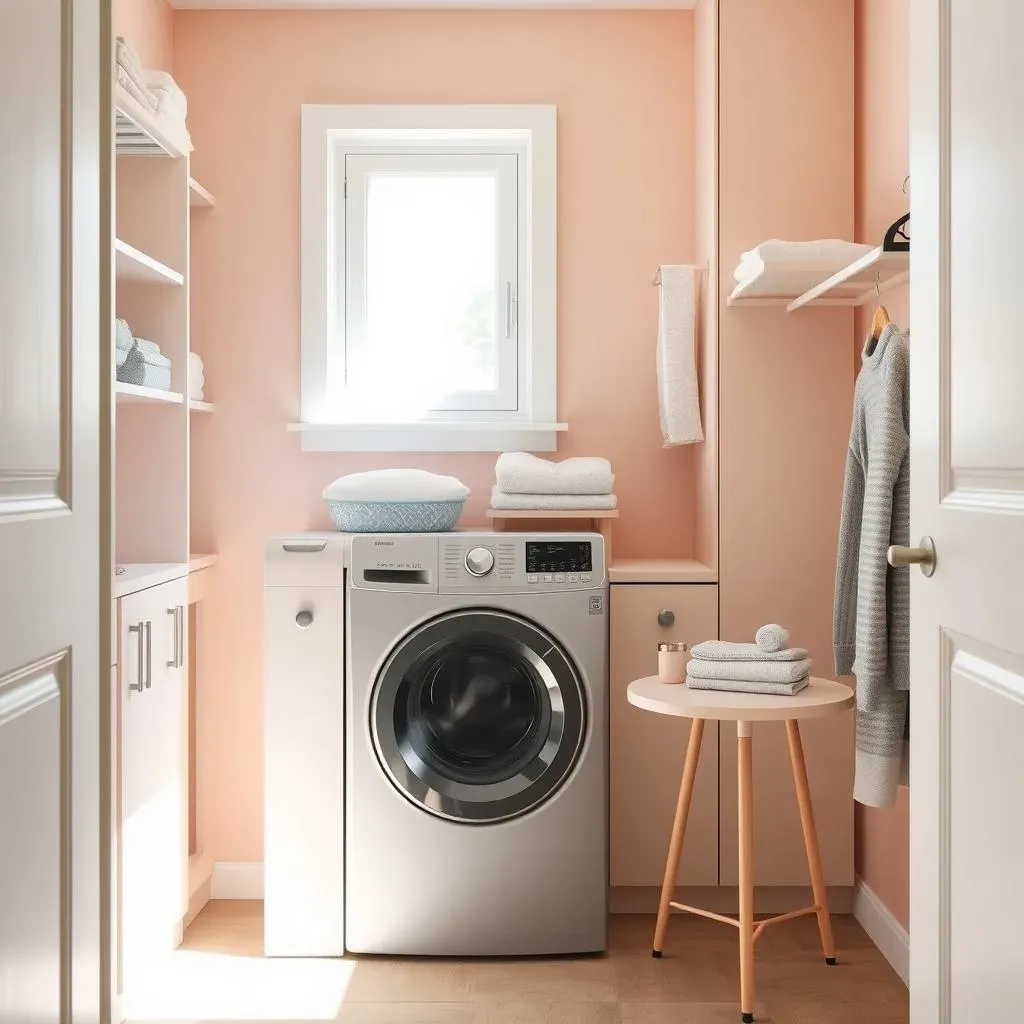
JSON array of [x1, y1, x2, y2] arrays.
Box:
[[627, 676, 854, 1024]]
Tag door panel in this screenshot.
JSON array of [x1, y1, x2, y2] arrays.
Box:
[[910, 1, 1024, 1018], [610, 584, 719, 887], [0, 2, 104, 1022]]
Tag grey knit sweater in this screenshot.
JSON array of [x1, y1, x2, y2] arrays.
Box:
[[833, 323, 910, 808]]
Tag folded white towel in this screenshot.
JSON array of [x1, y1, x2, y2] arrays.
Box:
[[323, 469, 469, 503], [656, 265, 703, 446], [115, 37, 146, 81], [733, 239, 875, 283], [495, 453, 614, 495], [144, 71, 187, 117], [687, 657, 812, 684], [115, 318, 134, 352], [132, 337, 162, 358], [116, 65, 158, 111], [686, 676, 809, 697], [490, 487, 618, 511], [690, 640, 809, 662], [755, 624, 790, 654]]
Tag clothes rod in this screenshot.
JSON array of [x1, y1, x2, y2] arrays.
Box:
[[653, 264, 707, 286]]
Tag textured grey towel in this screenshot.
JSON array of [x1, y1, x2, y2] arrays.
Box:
[[690, 640, 808, 662], [755, 624, 790, 653], [833, 323, 910, 809], [687, 657, 812, 684], [686, 676, 809, 697]]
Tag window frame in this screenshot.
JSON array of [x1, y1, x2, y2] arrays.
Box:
[[299, 104, 559, 453]]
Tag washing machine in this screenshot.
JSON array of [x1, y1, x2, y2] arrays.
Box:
[[346, 531, 608, 956]]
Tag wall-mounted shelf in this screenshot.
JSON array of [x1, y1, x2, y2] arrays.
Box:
[[115, 239, 184, 286], [115, 83, 191, 159], [726, 244, 909, 312], [115, 382, 185, 405], [189, 399, 214, 413], [189, 178, 216, 209]]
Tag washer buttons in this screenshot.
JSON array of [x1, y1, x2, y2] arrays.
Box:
[[581, 573, 593, 582], [568, 573, 580, 583], [543, 574, 553, 583], [527, 574, 539, 584], [555, 573, 566, 583]]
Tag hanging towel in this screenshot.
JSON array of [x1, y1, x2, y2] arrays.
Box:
[[656, 265, 703, 446], [755, 624, 790, 653], [686, 675, 809, 697], [687, 657, 812, 685], [495, 453, 614, 495], [833, 322, 910, 809], [490, 487, 617, 511], [690, 640, 809, 663]]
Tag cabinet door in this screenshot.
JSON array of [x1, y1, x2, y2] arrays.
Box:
[[120, 578, 187, 989], [610, 584, 719, 887]]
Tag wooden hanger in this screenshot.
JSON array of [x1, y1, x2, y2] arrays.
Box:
[[865, 274, 891, 356]]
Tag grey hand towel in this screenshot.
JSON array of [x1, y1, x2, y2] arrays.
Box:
[[686, 675, 809, 697], [690, 640, 809, 662], [755, 624, 790, 653], [687, 657, 812, 684]]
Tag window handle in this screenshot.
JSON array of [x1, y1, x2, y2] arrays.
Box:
[[505, 282, 513, 339]]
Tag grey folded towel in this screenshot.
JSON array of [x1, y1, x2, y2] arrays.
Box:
[[687, 657, 812, 684], [686, 675, 809, 697], [690, 640, 809, 662], [755, 624, 790, 653]]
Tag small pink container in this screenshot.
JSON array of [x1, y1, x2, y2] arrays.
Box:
[[658, 642, 689, 684]]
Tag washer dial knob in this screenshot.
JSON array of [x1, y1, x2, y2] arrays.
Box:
[[465, 546, 495, 577]]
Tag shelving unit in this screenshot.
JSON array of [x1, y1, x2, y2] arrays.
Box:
[[487, 508, 620, 563], [726, 243, 908, 312], [115, 238, 184, 286], [189, 177, 216, 209], [116, 382, 184, 405]]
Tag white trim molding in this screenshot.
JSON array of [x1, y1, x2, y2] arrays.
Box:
[[853, 877, 909, 986], [210, 861, 265, 900]]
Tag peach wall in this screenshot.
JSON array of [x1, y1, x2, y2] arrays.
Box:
[[175, 10, 697, 861], [716, 0, 856, 886], [853, 0, 910, 932], [114, 0, 174, 72]]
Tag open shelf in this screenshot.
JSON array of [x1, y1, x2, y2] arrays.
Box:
[[189, 178, 216, 209], [608, 558, 718, 584], [726, 244, 909, 312], [115, 82, 191, 159], [115, 382, 184, 405], [115, 239, 184, 286], [189, 399, 214, 413]]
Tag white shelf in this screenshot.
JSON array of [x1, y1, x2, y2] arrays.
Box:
[[726, 244, 909, 312], [115, 239, 184, 286], [786, 246, 910, 312], [189, 399, 214, 413], [114, 83, 191, 159], [115, 382, 185, 405], [189, 178, 216, 209], [608, 558, 718, 584]]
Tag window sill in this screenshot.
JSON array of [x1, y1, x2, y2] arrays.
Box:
[[287, 421, 568, 453]]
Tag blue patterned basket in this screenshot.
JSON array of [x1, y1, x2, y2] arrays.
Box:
[[325, 498, 465, 533]]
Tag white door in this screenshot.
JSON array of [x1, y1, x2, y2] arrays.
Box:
[[0, 2, 106, 1023], [910, 2, 1024, 1020]]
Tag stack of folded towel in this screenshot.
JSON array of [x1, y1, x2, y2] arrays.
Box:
[[686, 624, 811, 696], [491, 453, 616, 510], [116, 318, 173, 391], [115, 37, 189, 137]]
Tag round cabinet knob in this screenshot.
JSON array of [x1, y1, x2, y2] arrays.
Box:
[[295, 609, 314, 629], [657, 609, 676, 627], [465, 547, 495, 577]]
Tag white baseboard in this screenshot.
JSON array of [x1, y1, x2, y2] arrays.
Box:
[[210, 861, 264, 900], [853, 877, 909, 986]]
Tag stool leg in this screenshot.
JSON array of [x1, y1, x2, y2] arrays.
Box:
[[652, 717, 705, 957], [785, 719, 837, 965], [737, 721, 755, 1023]]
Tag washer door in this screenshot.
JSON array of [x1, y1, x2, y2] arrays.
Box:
[[371, 609, 587, 823]]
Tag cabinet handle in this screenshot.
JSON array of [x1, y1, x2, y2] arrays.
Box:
[[657, 609, 676, 627], [167, 608, 178, 668], [127, 624, 145, 693], [295, 609, 314, 629], [177, 605, 185, 668], [144, 621, 153, 688]]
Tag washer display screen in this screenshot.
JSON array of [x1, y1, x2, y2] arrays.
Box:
[[525, 541, 592, 575]]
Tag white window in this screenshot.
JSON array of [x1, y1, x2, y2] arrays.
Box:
[[299, 105, 560, 453]]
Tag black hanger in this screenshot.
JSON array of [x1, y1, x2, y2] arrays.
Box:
[[883, 212, 910, 252]]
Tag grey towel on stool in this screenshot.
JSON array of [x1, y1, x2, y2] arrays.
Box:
[[690, 640, 809, 662], [687, 657, 812, 685], [686, 675, 810, 697], [755, 624, 790, 653]]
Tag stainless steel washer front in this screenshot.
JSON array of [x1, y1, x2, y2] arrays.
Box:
[[371, 608, 587, 824]]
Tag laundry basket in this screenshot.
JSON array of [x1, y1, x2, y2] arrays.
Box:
[[322, 470, 469, 533]]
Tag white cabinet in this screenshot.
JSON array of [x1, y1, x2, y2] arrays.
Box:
[[119, 577, 188, 990]]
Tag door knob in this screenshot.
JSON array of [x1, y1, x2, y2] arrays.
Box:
[[657, 609, 676, 627], [887, 536, 936, 577], [295, 609, 314, 629]]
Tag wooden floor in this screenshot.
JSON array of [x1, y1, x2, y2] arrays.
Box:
[[131, 900, 907, 1023]]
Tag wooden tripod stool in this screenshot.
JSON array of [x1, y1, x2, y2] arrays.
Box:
[[627, 676, 854, 1024]]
